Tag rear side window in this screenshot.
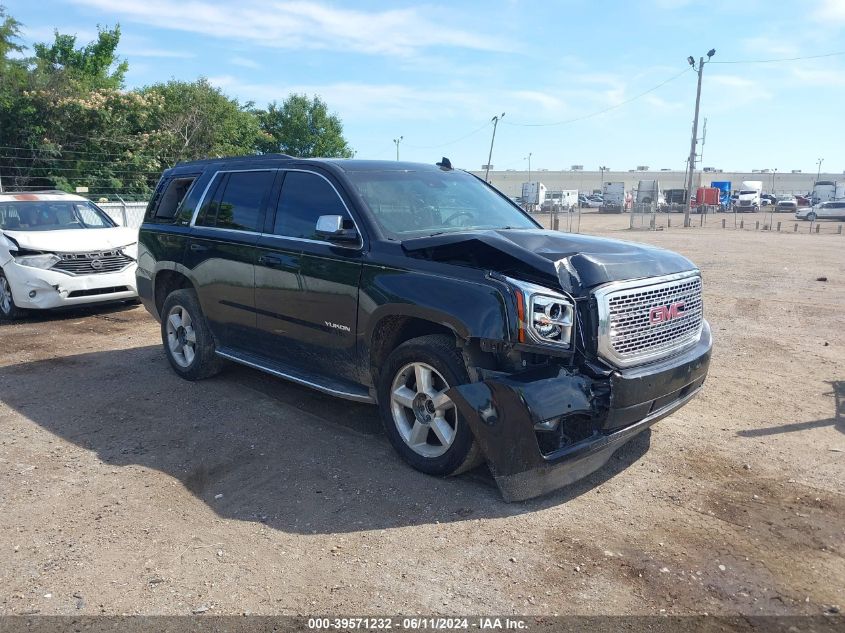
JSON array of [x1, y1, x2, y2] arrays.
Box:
[[200, 170, 274, 232], [273, 171, 350, 239], [155, 177, 196, 221]]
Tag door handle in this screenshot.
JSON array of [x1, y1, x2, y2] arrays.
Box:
[[258, 254, 283, 268], [189, 243, 209, 253]]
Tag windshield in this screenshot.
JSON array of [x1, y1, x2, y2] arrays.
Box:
[[0, 200, 116, 231], [346, 169, 538, 239], [739, 190, 757, 195]]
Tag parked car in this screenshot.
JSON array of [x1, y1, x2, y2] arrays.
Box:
[[760, 193, 777, 206], [578, 194, 601, 208], [796, 201, 845, 221], [795, 194, 811, 206], [137, 155, 712, 502], [775, 197, 798, 213], [0, 191, 138, 319]]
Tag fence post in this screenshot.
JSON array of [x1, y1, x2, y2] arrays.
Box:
[[816, 224, 820, 234], [777, 222, 781, 232], [755, 221, 759, 230], [740, 220, 744, 229], [839, 225, 842, 235], [553, 216, 559, 231], [794, 223, 798, 232], [721, 218, 725, 229], [668, 218, 671, 228]]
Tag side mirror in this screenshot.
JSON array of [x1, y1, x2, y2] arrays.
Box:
[[315, 215, 359, 243]]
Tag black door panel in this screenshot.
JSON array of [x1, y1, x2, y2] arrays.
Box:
[[184, 227, 260, 350]]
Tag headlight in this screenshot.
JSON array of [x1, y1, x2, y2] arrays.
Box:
[[121, 242, 138, 260], [14, 253, 61, 269], [506, 277, 575, 348]]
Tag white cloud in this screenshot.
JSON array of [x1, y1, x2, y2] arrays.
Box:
[[814, 0, 845, 23], [230, 56, 261, 69], [22, 25, 98, 44], [206, 75, 576, 124], [70, 0, 509, 56], [121, 47, 195, 59]]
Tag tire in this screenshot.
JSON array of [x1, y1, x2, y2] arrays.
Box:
[[160, 288, 225, 380], [0, 268, 27, 320], [378, 334, 483, 477], [807, 212, 817, 222]]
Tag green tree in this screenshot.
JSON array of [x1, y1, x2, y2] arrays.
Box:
[[255, 94, 353, 158], [0, 4, 24, 62], [32, 24, 127, 91], [140, 78, 261, 164]]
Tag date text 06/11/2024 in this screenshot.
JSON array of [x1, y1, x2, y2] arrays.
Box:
[[306, 617, 528, 630]]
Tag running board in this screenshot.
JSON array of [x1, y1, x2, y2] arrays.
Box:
[[215, 348, 375, 404]]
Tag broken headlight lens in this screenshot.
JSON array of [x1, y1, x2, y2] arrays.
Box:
[[14, 253, 61, 270], [507, 277, 575, 348], [530, 293, 574, 344]]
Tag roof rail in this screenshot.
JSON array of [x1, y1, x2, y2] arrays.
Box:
[[172, 153, 295, 168]]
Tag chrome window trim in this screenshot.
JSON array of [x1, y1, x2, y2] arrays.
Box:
[[188, 167, 364, 249], [593, 269, 703, 369], [188, 168, 275, 228], [270, 168, 364, 249]]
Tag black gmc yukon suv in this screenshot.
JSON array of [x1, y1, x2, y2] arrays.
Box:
[[137, 155, 711, 501]]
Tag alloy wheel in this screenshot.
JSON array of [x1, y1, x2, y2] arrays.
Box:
[[390, 362, 458, 458], [0, 275, 13, 315], [165, 305, 197, 368]]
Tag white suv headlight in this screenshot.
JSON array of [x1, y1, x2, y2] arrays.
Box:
[[14, 253, 61, 269], [506, 277, 575, 348]]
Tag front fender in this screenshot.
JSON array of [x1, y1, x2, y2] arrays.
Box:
[[361, 267, 510, 342]]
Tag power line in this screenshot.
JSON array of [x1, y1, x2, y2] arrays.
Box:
[[710, 50, 845, 64], [403, 120, 492, 150], [505, 67, 693, 128]]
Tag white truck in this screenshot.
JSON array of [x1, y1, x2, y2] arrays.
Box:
[[811, 181, 838, 205], [733, 180, 762, 212], [521, 182, 547, 208], [542, 189, 579, 212], [599, 181, 625, 214], [635, 180, 664, 210]]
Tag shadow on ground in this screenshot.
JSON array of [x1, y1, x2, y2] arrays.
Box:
[[737, 380, 844, 438], [0, 345, 652, 534], [0, 300, 140, 326]]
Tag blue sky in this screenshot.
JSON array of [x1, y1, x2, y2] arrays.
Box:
[[6, 0, 845, 173]]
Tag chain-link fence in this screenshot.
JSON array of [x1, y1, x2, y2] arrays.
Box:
[[97, 201, 148, 228]]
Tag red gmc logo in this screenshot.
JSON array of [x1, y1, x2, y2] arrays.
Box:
[[649, 301, 687, 325]]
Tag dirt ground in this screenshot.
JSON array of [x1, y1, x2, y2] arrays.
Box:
[[1, 210, 843, 617]]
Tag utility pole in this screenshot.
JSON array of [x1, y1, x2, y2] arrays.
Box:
[[815, 157, 823, 183], [684, 49, 715, 227], [393, 136, 403, 161], [599, 165, 607, 193], [525, 152, 532, 182], [484, 112, 505, 183]]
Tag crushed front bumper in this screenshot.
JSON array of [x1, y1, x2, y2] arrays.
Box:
[[449, 321, 712, 502], [2, 261, 138, 310]]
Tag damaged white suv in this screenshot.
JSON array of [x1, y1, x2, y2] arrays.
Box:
[[0, 191, 138, 319]]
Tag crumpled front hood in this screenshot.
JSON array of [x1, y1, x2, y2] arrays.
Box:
[[2, 227, 138, 253], [402, 229, 696, 294]]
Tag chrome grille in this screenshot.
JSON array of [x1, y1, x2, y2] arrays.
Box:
[[596, 273, 703, 367], [52, 250, 134, 275]]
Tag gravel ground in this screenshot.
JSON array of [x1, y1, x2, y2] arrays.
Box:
[[0, 211, 842, 617]]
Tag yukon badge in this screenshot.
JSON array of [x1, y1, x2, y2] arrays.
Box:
[[325, 321, 351, 333], [649, 301, 686, 325]]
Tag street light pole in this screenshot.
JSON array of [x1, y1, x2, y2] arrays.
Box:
[[684, 49, 715, 228], [599, 165, 607, 192], [484, 112, 505, 183], [393, 136, 403, 161], [525, 152, 532, 183], [816, 157, 823, 183]]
